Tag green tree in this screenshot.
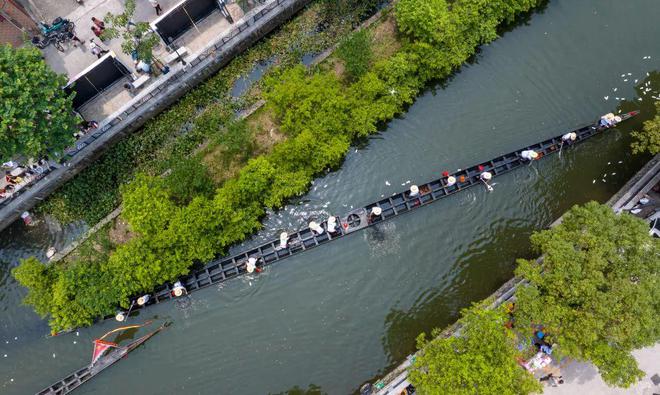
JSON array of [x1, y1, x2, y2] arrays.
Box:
[[514, 202, 660, 387], [631, 101, 660, 154], [12, 257, 57, 318], [165, 157, 215, 205], [103, 0, 161, 62], [395, 0, 449, 45], [0, 45, 77, 161], [337, 29, 372, 81], [120, 173, 178, 236], [409, 304, 541, 395], [264, 65, 351, 136]]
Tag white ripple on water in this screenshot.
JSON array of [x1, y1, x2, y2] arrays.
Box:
[[364, 221, 401, 259]]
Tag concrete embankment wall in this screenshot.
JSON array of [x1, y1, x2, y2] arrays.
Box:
[[0, 0, 312, 233]]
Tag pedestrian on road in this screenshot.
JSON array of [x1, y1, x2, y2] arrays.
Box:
[[91, 17, 106, 38], [89, 39, 109, 58], [91, 25, 104, 38], [91, 17, 105, 30], [149, 0, 163, 16]]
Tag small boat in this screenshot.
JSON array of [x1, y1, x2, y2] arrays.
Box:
[[37, 322, 167, 395]]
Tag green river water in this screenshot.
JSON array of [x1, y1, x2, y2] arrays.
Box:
[[1, 0, 659, 393]]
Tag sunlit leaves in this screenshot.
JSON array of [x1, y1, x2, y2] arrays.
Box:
[[0, 45, 76, 161], [409, 305, 541, 395], [514, 202, 660, 387], [631, 101, 660, 155]]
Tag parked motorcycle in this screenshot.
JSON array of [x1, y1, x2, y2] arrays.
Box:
[[32, 17, 75, 52], [31, 33, 66, 52]]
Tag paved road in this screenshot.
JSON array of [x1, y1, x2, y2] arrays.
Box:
[[542, 343, 660, 395]]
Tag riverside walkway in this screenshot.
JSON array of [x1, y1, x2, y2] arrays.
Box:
[[52, 112, 638, 333]]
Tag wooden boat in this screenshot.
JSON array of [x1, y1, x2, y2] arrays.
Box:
[[38, 322, 166, 394], [52, 111, 639, 333]]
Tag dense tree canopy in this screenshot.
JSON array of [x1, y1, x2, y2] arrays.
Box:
[[409, 305, 541, 395], [514, 202, 660, 387], [0, 45, 76, 161], [631, 101, 660, 155]]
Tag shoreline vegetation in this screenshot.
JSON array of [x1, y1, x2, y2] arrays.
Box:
[[408, 202, 659, 392], [14, 0, 547, 333]]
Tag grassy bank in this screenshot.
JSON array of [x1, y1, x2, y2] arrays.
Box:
[[16, 0, 545, 332]]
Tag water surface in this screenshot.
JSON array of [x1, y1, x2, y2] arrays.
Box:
[[1, 0, 659, 393]]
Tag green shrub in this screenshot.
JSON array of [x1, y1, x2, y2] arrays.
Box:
[[337, 30, 372, 80], [165, 157, 215, 205], [631, 101, 660, 155]]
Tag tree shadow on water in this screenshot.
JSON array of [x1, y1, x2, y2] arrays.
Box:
[[378, 222, 537, 370], [269, 383, 327, 395]]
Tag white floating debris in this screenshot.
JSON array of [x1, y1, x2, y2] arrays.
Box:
[[613, 88, 618, 92], [406, 180, 411, 184], [604, 96, 609, 100], [73, 341, 77, 344], [627, 73, 632, 76], [3, 354, 6, 358], [611, 173, 616, 175], [638, 98, 643, 101], [634, 79, 638, 83], [52, 353, 56, 358], [592, 180, 596, 184], [401, 183, 405, 186], [602, 179, 606, 183], [623, 79, 628, 82], [621, 98, 625, 100], [607, 162, 611, 165], [14, 337, 17, 340], [618, 161, 623, 163], [621, 74, 626, 77], [615, 97, 620, 100], [385, 181, 390, 186], [76, 332, 79, 336]]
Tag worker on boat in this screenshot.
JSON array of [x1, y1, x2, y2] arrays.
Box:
[[115, 310, 126, 322], [480, 171, 494, 191], [279, 231, 288, 249], [172, 281, 186, 297], [246, 257, 257, 273], [600, 113, 621, 128], [520, 149, 539, 161], [409, 185, 419, 197], [446, 175, 456, 187], [561, 132, 577, 144], [137, 294, 150, 306], [327, 216, 338, 234], [369, 206, 382, 223], [309, 221, 324, 235]]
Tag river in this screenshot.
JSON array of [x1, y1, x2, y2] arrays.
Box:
[[1, 0, 659, 393]]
